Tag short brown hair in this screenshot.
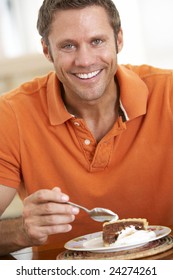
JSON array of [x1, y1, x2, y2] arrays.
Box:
[[37, 0, 121, 43]]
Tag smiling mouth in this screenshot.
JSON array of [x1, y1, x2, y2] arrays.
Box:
[[74, 70, 101, 80]]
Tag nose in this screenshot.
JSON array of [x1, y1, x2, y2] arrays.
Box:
[[75, 44, 95, 67]]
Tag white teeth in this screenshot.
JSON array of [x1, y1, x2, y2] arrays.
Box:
[[76, 70, 100, 79]]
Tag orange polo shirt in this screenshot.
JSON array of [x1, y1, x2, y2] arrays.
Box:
[[0, 65, 173, 251]]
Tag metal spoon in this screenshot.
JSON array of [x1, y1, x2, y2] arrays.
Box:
[[67, 201, 119, 222]]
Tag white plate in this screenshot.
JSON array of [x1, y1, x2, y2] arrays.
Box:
[[64, 226, 171, 253]]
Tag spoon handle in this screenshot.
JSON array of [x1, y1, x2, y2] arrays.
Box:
[[66, 201, 89, 213]]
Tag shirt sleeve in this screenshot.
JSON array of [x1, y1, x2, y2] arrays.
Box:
[[0, 96, 21, 188]]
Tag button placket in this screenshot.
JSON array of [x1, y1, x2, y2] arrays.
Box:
[[91, 140, 113, 169], [72, 118, 96, 163]]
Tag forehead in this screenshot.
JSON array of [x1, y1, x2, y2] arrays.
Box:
[[49, 6, 114, 41]]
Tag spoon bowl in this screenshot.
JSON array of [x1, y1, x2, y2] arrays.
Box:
[[67, 201, 119, 222]]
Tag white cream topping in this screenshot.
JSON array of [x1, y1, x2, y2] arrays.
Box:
[[112, 226, 156, 246], [75, 70, 100, 79]]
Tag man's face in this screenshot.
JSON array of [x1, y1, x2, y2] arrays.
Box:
[[43, 6, 123, 103]]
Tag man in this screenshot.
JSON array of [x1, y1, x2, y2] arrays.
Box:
[[0, 0, 173, 256]]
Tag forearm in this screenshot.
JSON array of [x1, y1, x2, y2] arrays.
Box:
[[0, 216, 31, 256]]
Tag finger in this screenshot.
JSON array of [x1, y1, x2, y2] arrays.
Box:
[[34, 213, 76, 227], [24, 223, 72, 245], [42, 224, 73, 235], [32, 224, 73, 242], [52, 186, 61, 193], [52, 187, 69, 202], [24, 189, 69, 205], [24, 201, 79, 217], [42, 202, 79, 215]]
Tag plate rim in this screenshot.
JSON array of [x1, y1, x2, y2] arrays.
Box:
[[64, 225, 171, 252]]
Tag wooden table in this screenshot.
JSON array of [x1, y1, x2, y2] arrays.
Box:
[[1, 226, 173, 260]]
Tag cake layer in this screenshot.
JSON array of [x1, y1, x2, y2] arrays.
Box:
[[103, 218, 148, 246]]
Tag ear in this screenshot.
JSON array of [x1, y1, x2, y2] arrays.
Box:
[[116, 28, 123, 53], [41, 39, 53, 62]]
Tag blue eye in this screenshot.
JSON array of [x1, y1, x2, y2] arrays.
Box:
[[60, 43, 76, 52], [92, 39, 103, 46], [64, 44, 75, 49]]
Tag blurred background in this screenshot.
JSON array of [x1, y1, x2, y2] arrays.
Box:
[[0, 0, 173, 217]]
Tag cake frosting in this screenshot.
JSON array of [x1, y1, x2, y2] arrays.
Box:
[[102, 218, 155, 246], [111, 225, 156, 246]]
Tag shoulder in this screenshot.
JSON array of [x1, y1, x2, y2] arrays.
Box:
[[0, 71, 58, 120], [123, 65, 173, 98], [0, 71, 56, 103], [123, 64, 173, 81]]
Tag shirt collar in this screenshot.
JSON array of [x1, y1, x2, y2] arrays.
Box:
[[47, 72, 72, 125], [47, 66, 149, 125], [117, 65, 149, 121]]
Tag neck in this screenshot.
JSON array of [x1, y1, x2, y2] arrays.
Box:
[[61, 83, 120, 142]]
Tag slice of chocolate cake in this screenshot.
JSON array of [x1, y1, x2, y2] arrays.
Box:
[[103, 218, 148, 246]]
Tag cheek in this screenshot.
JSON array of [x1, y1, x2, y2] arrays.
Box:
[[101, 51, 117, 70], [54, 54, 75, 73], [53, 58, 73, 83], [99, 43, 117, 62]]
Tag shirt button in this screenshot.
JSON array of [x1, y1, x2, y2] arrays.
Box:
[[73, 121, 80, 126], [84, 139, 91, 145]]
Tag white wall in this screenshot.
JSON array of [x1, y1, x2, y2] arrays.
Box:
[[114, 0, 173, 68], [0, 0, 43, 57]]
